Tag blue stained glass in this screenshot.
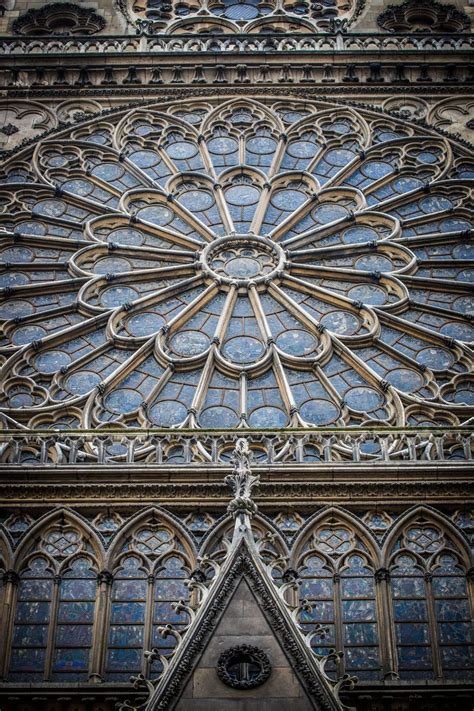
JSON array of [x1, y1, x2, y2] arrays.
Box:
[[286, 141, 317, 159], [361, 161, 393, 179], [13, 624, 48, 646], [170, 330, 210, 356], [223, 336, 264, 364], [300, 579, 333, 598], [58, 601, 95, 623], [398, 646, 432, 668], [313, 204, 348, 223], [341, 577, 374, 598], [149, 400, 188, 426], [56, 624, 92, 646], [35, 350, 72, 374], [345, 386, 384, 412], [248, 405, 288, 428], [342, 600, 376, 621], [100, 286, 138, 307], [154, 601, 189, 624], [105, 388, 143, 414], [300, 601, 334, 622], [18, 579, 52, 599], [10, 648, 46, 670], [271, 190, 307, 210], [355, 254, 392, 272], [438, 622, 473, 644], [344, 646, 380, 668], [320, 311, 360, 335], [276, 329, 317, 356], [344, 623, 378, 645], [166, 142, 197, 160], [435, 599, 471, 621], [325, 149, 356, 167], [225, 185, 260, 205], [199, 405, 239, 428], [109, 625, 144, 646], [416, 347, 455, 370], [208, 137, 239, 155], [15, 601, 50, 623], [111, 601, 146, 623], [60, 579, 96, 599], [396, 623, 430, 644], [107, 647, 142, 670], [432, 576, 467, 597], [391, 576, 425, 597], [393, 600, 427, 621], [441, 646, 474, 667], [155, 580, 189, 600], [300, 399, 340, 426], [386, 368, 423, 392], [113, 579, 147, 599], [348, 284, 387, 305]]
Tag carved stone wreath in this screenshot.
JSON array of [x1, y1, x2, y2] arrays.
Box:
[[216, 644, 272, 689]]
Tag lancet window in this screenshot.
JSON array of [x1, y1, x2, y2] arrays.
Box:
[[8, 522, 98, 682], [389, 518, 474, 680], [295, 518, 381, 680], [106, 517, 194, 681]]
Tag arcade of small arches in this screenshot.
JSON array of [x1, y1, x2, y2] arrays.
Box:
[[128, 0, 357, 34], [0, 505, 472, 685], [0, 98, 473, 435]]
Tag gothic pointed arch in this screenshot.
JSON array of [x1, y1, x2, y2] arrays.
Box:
[[291, 506, 383, 681], [7, 507, 103, 683], [382, 505, 474, 681], [104, 506, 197, 682], [381, 504, 474, 565]]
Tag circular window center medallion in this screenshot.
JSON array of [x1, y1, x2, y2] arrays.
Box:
[[202, 235, 284, 286], [216, 645, 271, 690]]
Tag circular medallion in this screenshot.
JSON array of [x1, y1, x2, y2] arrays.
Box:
[[202, 234, 285, 286], [216, 645, 271, 690]]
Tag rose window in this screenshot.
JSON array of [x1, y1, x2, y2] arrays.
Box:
[[0, 99, 473, 434]]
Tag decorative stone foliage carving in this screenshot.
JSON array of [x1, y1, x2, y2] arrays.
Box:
[[377, 0, 471, 34], [12, 3, 106, 36]]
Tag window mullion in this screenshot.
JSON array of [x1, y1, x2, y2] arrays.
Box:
[[44, 574, 61, 681], [143, 573, 155, 678], [375, 567, 399, 679], [89, 570, 113, 681], [0, 572, 19, 679], [333, 571, 344, 676], [425, 572, 443, 679]]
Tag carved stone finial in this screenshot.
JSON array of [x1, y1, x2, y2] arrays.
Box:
[[225, 438, 259, 518]]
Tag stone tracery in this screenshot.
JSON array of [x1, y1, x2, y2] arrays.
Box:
[[0, 98, 473, 437]]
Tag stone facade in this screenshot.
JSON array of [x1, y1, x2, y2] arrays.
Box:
[[0, 1, 473, 710]]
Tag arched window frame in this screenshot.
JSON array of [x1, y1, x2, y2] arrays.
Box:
[[103, 509, 197, 681], [6, 512, 103, 682], [291, 510, 385, 680], [383, 508, 474, 682]]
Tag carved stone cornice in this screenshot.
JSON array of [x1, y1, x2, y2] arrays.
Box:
[[0, 480, 472, 504]]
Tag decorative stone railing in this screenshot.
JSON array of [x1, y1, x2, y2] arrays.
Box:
[[0, 428, 472, 467], [0, 33, 472, 56]]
